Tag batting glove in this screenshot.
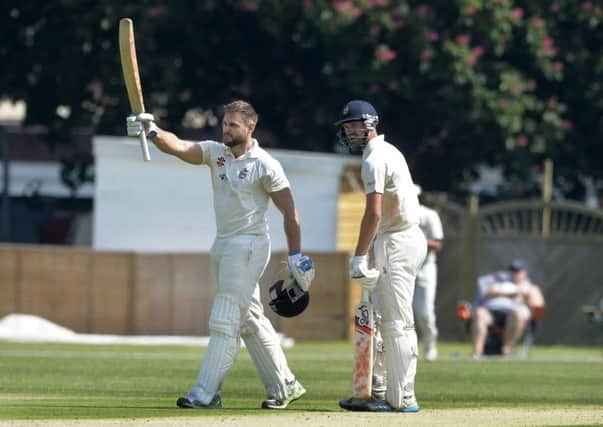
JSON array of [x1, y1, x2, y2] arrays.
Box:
[[126, 113, 158, 139], [288, 252, 315, 292], [350, 255, 379, 290]]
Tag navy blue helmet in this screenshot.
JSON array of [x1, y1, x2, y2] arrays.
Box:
[[269, 279, 310, 318], [335, 100, 379, 152]]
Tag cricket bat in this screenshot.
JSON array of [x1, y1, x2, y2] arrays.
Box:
[[352, 288, 374, 399], [119, 18, 151, 162]]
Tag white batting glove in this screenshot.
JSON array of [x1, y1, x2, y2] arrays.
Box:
[[126, 113, 158, 139], [287, 252, 315, 292], [350, 255, 380, 290]]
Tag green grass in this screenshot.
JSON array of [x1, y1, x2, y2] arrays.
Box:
[[0, 340, 601, 420]]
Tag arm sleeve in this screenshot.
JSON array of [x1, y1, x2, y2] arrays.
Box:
[[428, 210, 444, 240], [361, 157, 385, 194], [260, 158, 290, 193], [198, 140, 219, 167]]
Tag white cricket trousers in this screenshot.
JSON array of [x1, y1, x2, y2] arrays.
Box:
[[372, 225, 427, 409], [413, 261, 438, 347], [189, 234, 294, 404]]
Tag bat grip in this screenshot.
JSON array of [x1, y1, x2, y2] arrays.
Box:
[[139, 131, 151, 161]]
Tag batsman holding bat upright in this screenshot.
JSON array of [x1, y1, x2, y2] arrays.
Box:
[[336, 100, 426, 413], [126, 100, 314, 410]]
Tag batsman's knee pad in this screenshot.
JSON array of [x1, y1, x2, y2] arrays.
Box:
[[209, 294, 241, 338]]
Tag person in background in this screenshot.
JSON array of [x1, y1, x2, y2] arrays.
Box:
[[471, 259, 544, 358], [412, 185, 444, 361]]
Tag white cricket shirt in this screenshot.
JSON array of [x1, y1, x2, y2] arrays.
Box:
[[199, 139, 289, 237], [362, 135, 420, 234], [418, 204, 444, 264]]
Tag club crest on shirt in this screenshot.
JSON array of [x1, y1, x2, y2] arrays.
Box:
[[216, 156, 225, 167], [238, 168, 249, 179]]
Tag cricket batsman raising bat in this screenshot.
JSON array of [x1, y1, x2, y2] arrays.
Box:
[[119, 18, 152, 161]]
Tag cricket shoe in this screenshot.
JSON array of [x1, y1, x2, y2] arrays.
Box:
[[176, 394, 222, 409], [261, 379, 306, 409], [339, 397, 420, 413], [339, 397, 390, 412], [399, 403, 420, 413], [398, 397, 420, 413], [424, 346, 438, 362]]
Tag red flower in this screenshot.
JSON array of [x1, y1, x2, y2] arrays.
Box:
[[427, 31, 439, 42], [516, 135, 528, 147], [240, 1, 258, 11], [561, 120, 573, 131], [469, 46, 485, 64], [530, 15, 546, 28], [420, 48, 433, 62], [456, 34, 471, 47], [540, 36, 556, 56], [376, 45, 397, 61], [368, 25, 380, 38], [582, 1, 593, 11]]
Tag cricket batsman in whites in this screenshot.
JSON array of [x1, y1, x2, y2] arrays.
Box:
[[126, 100, 314, 409], [335, 100, 427, 412]]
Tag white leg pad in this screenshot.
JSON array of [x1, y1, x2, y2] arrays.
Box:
[[241, 305, 292, 400], [383, 329, 418, 409], [372, 328, 387, 398], [189, 294, 241, 404]]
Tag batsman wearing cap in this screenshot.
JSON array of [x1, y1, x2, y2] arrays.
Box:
[[335, 100, 427, 412], [127, 100, 314, 409]]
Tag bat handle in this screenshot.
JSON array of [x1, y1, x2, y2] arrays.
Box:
[[139, 131, 151, 162], [361, 288, 370, 303]]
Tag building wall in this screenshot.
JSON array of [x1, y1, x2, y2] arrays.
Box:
[[93, 136, 361, 252]]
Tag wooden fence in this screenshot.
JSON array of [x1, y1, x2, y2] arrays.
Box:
[[0, 245, 354, 340]]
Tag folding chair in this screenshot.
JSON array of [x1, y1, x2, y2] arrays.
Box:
[[456, 272, 545, 357]]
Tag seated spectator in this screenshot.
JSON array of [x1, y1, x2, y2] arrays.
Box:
[[471, 259, 545, 358]]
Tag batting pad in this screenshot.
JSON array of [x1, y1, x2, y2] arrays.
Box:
[[383, 331, 418, 409], [189, 294, 241, 404], [242, 311, 292, 400]]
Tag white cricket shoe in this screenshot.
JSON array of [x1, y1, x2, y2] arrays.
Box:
[[425, 344, 438, 361], [261, 379, 306, 409]]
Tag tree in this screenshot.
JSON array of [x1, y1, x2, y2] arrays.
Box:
[[1, 0, 601, 198]]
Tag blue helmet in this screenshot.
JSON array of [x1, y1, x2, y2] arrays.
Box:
[[335, 100, 379, 152]]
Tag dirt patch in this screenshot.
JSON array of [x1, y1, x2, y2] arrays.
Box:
[[5, 408, 602, 427]]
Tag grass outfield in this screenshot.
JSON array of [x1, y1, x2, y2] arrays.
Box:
[[0, 340, 602, 422]]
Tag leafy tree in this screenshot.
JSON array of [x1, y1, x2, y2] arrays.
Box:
[[1, 0, 601, 198]]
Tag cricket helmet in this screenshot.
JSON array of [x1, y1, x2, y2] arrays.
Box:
[[335, 100, 379, 153], [508, 258, 528, 272], [269, 279, 310, 318]]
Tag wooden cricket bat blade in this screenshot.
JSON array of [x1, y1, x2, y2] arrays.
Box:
[[119, 18, 151, 161], [352, 289, 374, 399]]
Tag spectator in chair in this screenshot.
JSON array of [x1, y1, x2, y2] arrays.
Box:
[[471, 259, 545, 358]]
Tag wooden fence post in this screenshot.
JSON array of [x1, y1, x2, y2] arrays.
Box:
[[542, 159, 553, 237], [461, 194, 479, 298]]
